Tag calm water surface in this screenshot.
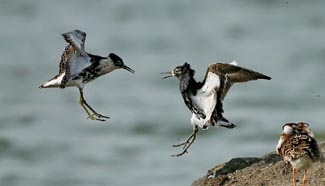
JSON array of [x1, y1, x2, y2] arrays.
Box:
[[0, 0, 325, 186]]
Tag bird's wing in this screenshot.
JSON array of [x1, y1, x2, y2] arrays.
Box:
[[65, 52, 91, 81], [62, 30, 87, 56], [206, 63, 271, 101], [282, 134, 320, 161], [202, 62, 271, 122], [308, 137, 324, 161], [58, 45, 73, 74], [61, 30, 91, 80]]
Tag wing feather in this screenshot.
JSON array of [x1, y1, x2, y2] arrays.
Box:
[[207, 63, 271, 100], [205, 62, 271, 123], [62, 30, 87, 56], [58, 45, 73, 74], [61, 30, 91, 80]]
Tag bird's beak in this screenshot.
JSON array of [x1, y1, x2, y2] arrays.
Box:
[[123, 65, 135, 74], [161, 71, 174, 79]]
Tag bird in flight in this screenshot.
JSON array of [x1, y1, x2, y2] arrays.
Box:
[[277, 122, 323, 186], [39, 30, 135, 121], [162, 61, 271, 157]]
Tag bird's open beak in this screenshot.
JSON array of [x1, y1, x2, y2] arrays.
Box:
[[161, 71, 174, 79], [123, 65, 135, 74]]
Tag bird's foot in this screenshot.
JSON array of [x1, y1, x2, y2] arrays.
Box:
[[172, 137, 192, 148], [87, 113, 110, 122], [171, 149, 188, 157], [171, 139, 194, 157], [93, 112, 110, 119], [171, 128, 198, 157]]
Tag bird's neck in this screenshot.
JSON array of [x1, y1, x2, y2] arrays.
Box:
[[178, 71, 201, 95], [96, 59, 118, 75]]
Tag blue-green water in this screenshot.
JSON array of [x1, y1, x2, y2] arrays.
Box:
[[0, 0, 325, 186]]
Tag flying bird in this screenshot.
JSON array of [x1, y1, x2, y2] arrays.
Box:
[[277, 122, 323, 186], [39, 30, 135, 121], [162, 61, 271, 157]]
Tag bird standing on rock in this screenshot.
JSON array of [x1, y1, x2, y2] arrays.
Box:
[[39, 30, 135, 121], [162, 61, 271, 157], [277, 122, 323, 186]]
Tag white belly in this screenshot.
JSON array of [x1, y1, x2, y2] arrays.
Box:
[[190, 90, 217, 129], [191, 91, 216, 116], [189, 72, 220, 129]]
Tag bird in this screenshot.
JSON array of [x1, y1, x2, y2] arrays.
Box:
[[276, 122, 323, 186], [162, 61, 271, 157], [39, 30, 135, 121]]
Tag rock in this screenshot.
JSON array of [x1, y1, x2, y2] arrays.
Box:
[[192, 142, 325, 186]]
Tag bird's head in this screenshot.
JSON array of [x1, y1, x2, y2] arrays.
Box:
[[296, 122, 314, 137], [281, 122, 314, 137], [109, 53, 135, 74], [161, 62, 194, 80], [277, 123, 296, 154], [282, 123, 296, 135]]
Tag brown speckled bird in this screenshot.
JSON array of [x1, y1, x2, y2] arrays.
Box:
[[276, 122, 323, 186]]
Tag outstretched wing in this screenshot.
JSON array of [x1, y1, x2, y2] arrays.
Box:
[[62, 30, 87, 56], [206, 62, 271, 101], [61, 30, 91, 80], [205, 62, 271, 123]]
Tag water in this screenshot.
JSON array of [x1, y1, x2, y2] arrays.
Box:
[[0, 0, 325, 186]]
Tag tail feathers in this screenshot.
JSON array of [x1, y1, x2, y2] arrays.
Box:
[[215, 117, 236, 129], [39, 74, 64, 88], [39, 83, 60, 88]]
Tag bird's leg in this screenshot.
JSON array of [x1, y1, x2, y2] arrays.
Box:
[[292, 167, 297, 186], [172, 129, 196, 147], [172, 126, 198, 157], [79, 88, 103, 121], [79, 93, 97, 120], [302, 170, 307, 186], [82, 98, 110, 119], [78, 88, 109, 121]]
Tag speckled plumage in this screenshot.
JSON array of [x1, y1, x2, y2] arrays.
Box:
[[39, 30, 134, 121], [277, 122, 323, 186]]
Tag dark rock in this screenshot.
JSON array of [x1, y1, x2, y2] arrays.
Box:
[[192, 142, 325, 186]]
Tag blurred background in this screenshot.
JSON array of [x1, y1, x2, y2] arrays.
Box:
[[0, 0, 325, 186]]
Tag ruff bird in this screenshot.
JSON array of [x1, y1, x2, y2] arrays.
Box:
[[277, 122, 323, 186], [162, 61, 271, 157], [39, 30, 134, 121]]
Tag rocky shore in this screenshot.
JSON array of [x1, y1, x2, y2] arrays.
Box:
[[192, 142, 325, 186]]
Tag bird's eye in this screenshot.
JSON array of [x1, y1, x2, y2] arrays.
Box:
[[175, 68, 181, 73], [115, 60, 123, 66]]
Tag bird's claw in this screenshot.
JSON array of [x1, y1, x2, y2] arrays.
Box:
[[87, 113, 110, 122], [171, 150, 188, 157]]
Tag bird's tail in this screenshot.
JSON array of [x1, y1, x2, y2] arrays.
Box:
[[215, 117, 236, 129], [39, 74, 64, 88]]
